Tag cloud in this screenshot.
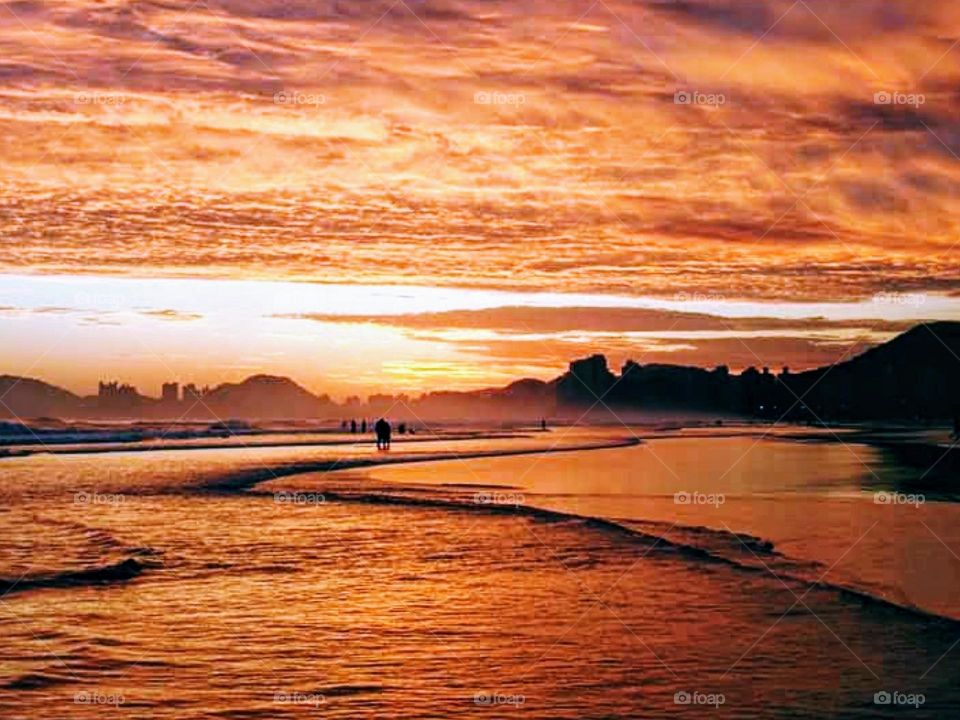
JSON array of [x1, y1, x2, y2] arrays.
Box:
[[460, 334, 879, 375], [273, 305, 916, 372], [276, 306, 914, 334], [0, 0, 958, 303], [138, 309, 203, 322]]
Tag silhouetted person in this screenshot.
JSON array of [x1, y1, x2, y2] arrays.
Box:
[[541, 418, 547, 431], [350, 419, 357, 434], [361, 419, 367, 434], [398, 422, 406, 435], [375, 418, 391, 450]]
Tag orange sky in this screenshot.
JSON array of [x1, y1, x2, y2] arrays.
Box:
[[1, 0, 959, 397], [0, 274, 954, 399]]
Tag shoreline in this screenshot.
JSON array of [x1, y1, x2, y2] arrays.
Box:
[[202, 435, 643, 493], [0, 430, 534, 459]]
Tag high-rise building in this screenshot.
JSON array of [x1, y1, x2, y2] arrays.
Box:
[[99, 380, 138, 398], [161, 382, 179, 403]]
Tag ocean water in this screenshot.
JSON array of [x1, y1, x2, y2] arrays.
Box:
[[1, 427, 959, 718]]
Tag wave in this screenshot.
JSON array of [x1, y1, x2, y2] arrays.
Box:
[[251, 485, 960, 628], [0, 552, 157, 596], [4, 672, 75, 690]]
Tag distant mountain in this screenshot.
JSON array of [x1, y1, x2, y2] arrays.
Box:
[[1, 322, 958, 422], [543, 321, 960, 422], [0, 373, 333, 421], [415, 376, 557, 420], [551, 355, 746, 417], [202, 375, 334, 419], [784, 322, 960, 420], [0, 376, 82, 418]]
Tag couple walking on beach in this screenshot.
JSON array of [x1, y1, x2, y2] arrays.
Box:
[[375, 418, 392, 450]]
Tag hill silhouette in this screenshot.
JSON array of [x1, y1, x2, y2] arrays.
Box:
[[784, 322, 960, 420], [0, 322, 958, 423], [547, 322, 960, 422], [0, 375, 82, 418], [201, 375, 334, 419]]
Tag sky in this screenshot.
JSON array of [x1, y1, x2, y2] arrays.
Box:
[[1, 0, 959, 398]]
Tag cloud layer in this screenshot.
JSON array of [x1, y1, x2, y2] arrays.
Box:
[[1, 0, 958, 300]]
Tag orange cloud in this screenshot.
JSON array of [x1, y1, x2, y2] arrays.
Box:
[[0, 0, 957, 303]]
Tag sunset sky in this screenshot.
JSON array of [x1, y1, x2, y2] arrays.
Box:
[[1, 0, 959, 398]]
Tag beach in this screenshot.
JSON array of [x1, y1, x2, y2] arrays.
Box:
[[2, 426, 959, 718]]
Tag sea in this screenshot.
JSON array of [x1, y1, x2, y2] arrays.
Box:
[[1, 425, 959, 718]]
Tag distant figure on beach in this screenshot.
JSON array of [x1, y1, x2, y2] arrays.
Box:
[[375, 418, 391, 450], [361, 419, 367, 434], [541, 418, 547, 431], [350, 419, 357, 434], [398, 422, 406, 435]]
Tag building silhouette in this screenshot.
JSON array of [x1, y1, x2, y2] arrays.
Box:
[[98, 380, 138, 399], [97, 380, 140, 412], [161, 382, 179, 403]]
